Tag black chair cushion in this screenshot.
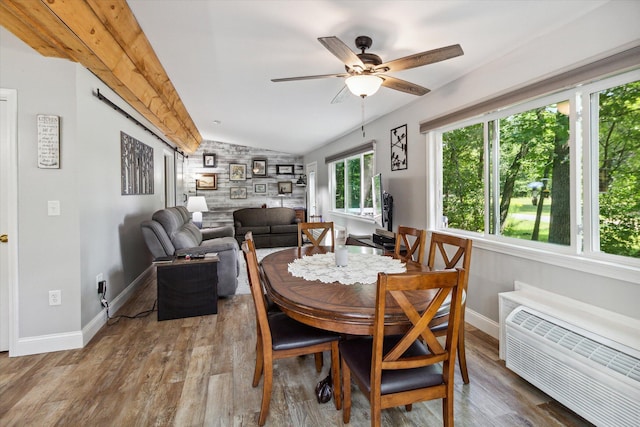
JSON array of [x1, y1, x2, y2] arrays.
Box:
[[269, 312, 338, 351], [339, 335, 443, 395]]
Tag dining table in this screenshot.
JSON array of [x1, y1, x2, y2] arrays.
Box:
[[260, 245, 436, 336], [260, 244, 444, 404]]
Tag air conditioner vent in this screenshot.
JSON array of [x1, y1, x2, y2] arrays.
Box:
[[506, 306, 640, 427], [509, 309, 640, 381]]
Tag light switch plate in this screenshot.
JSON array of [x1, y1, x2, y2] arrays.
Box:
[[48, 200, 60, 216]]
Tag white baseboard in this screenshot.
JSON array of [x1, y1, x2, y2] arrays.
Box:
[[10, 267, 153, 357], [82, 266, 154, 345], [12, 331, 84, 357], [466, 308, 499, 339]]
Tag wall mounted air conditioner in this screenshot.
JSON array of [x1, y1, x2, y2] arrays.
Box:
[[505, 306, 640, 427]]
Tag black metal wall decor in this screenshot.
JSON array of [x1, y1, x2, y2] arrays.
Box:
[[391, 124, 408, 171], [121, 131, 154, 195]]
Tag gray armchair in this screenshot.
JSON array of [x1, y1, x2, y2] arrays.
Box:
[[141, 206, 239, 296]]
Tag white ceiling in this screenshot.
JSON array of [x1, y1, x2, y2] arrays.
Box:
[[127, 0, 608, 155]]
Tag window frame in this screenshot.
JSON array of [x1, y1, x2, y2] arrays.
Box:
[[431, 69, 640, 280], [329, 149, 376, 221]]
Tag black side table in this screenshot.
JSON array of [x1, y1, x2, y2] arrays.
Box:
[[156, 255, 219, 321]]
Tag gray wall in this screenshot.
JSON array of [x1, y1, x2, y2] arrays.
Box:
[[303, 1, 640, 323], [1, 27, 172, 342], [183, 140, 305, 228]]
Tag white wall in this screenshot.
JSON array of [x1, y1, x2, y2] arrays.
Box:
[[304, 1, 640, 323], [1, 28, 171, 353]]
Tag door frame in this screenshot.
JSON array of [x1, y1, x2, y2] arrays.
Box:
[[1, 88, 19, 355]]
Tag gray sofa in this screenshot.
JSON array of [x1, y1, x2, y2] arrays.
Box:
[[233, 207, 300, 248], [141, 206, 239, 296]]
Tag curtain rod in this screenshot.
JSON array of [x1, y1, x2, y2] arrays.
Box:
[[93, 88, 185, 156]]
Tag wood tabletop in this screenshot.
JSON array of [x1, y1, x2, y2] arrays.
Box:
[[260, 245, 435, 335]]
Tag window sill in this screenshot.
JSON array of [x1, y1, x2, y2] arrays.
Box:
[[329, 210, 376, 224], [437, 229, 640, 285]]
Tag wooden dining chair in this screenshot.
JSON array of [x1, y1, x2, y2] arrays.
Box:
[[339, 269, 465, 427], [242, 239, 341, 425], [298, 221, 335, 251], [394, 225, 427, 264], [427, 232, 473, 384]]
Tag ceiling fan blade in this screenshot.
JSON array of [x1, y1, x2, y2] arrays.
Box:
[[376, 44, 463, 73], [318, 36, 365, 71], [271, 73, 349, 82], [380, 75, 430, 96], [330, 85, 350, 104]]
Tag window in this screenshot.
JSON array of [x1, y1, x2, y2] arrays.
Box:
[[592, 80, 640, 258], [438, 71, 639, 262], [330, 151, 374, 217]]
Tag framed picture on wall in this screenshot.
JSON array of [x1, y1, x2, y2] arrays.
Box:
[[203, 153, 216, 167], [196, 173, 217, 190], [277, 181, 293, 194], [276, 164, 294, 175], [252, 159, 267, 177], [254, 183, 267, 193], [391, 124, 408, 171], [230, 163, 247, 181], [230, 187, 247, 199]]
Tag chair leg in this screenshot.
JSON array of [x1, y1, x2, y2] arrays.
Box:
[[314, 352, 324, 372], [405, 404, 412, 412], [371, 396, 382, 427], [443, 392, 454, 427], [253, 340, 264, 387], [258, 363, 273, 426], [330, 342, 341, 410], [341, 358, 351, 423], [458, 323, 470, 384]]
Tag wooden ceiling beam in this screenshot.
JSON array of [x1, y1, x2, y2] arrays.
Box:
[[88, 0, 201, 148], [0, 0, 202, 153]]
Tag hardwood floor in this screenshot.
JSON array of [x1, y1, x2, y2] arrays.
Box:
[[0, 271, 593, 426]]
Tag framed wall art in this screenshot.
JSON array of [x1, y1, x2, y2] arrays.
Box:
[[391, 124, 408, 171], [121, 131, 154, 195], [196, 173, 217, 190], [254, 183, 267, 193], [276, 164, 294, 175], [37, 114, 60, 169], [252, 159, 267, 177], [277, 181, 293, 194], [230, 163, 247, 181], [230, 187, 247, 199], [203, 153, 216, 167]]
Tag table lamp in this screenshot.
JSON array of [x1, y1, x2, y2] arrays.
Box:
[[186, 196, 209, 228]]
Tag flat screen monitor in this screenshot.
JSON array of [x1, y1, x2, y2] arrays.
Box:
[[371, 173, 384, 227]]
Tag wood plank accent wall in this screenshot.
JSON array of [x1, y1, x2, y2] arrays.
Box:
[[183, 140, 306, 228]]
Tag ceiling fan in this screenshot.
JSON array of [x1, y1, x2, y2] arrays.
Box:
[[271, 35, 463, 103]]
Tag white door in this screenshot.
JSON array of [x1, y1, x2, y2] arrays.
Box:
[[0, 88, 18, 353], [306, 161, 318, 219]]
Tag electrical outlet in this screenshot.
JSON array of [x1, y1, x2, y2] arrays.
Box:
[[98, 280, 106, 295], [49, 290, 61, 306], [96, 273, 103, 290]]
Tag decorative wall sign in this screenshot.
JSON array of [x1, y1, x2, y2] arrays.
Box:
[[196, 173, 217, 190], [37, 114, 60, 168], [230, 187, 247, 199], [276, 164, 294, 175], [252, 159, 267, 176], [254, 183, 266, 193], [278, 181, 293, 194], [121, 131, 154, 195], [230, 163, 247, 181], [203, 153, 216, 167], [390, 124, 408, 171]]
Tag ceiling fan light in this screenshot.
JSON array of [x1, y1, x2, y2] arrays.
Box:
[[345, 75, 383, 97]]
